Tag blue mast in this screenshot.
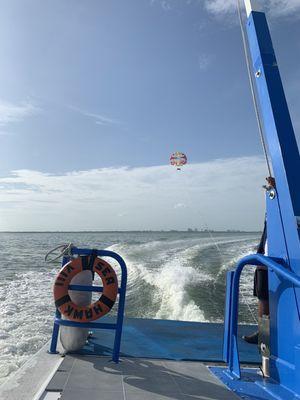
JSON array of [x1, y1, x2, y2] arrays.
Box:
[[245, 1, 300, 388], [223, 1, 300, 397], [245, 1, 300, 259]]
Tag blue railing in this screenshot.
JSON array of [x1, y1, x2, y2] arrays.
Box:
[[223, 254, 300, 378], [49, 247, 127, 363]]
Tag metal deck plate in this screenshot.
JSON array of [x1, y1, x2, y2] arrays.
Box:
[[46, 356, 241, 400], [211, 367, 297, 400], [75, 317, 260, 364]]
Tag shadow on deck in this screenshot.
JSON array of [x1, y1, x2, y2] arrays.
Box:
[[47, 356, 241, 400]]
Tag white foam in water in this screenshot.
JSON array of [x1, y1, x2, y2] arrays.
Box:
[[0, 268, 56, 385], [216, 239, 260, 316], [217, 240, 257, 277], [109, 236, 260, 323], [109, 242, 215, 322], [152, 256, 209, 321]]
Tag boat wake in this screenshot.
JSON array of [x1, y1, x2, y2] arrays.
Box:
[[107, 235, 258, 324]]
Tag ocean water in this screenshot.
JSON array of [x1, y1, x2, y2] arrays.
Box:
[[0, 231, 260, 384]]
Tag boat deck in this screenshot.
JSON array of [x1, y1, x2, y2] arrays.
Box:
[[0, 319, 260, 400], [45, 355, 240, 400]]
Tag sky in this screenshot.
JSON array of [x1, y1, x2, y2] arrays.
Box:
[[0, 0, 299, 231]]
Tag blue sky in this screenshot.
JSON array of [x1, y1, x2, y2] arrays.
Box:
[[0, 0, 299, 231]]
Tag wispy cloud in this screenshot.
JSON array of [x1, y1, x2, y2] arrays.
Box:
[[161, 0, 172, 11], [174, 203, 187, 209], [0, 100, 39, 126], [81, 111, 121, 126], [270, 0, 300, 17], [150, 0, 172, 11], [151, 0, 300, 17], [204, 0, 236, 15], [70, 106, 121, 126], [204, 0, 300, 17], [0, 156, 266, 231], [198, 54, 213, 71]]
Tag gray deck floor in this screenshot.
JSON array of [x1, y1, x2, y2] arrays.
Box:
[[46, 356, 240, 400]]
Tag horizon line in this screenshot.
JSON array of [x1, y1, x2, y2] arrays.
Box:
[[0, 229, 261, 233]]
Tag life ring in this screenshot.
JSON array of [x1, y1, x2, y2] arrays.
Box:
[[53, 256, 118, 322]]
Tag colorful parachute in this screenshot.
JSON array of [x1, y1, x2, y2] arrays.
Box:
[[170, 152, 187, 170]]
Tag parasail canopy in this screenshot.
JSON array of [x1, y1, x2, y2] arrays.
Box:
[[170, 152, 187, 170]]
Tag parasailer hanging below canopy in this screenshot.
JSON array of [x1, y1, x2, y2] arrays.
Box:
[[170, 151, 187, 171]]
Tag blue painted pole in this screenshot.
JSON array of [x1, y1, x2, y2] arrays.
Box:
[[223, 271, 234, 363], [244, 5, 300, 392], [246, 11, 300, 266], [112, 257, 127, 363], [227, 254, 300, 377], [49, 309, 61, 354], [93, 250, 128, 363]]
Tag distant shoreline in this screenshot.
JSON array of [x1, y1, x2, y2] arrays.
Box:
[[0, 230, 261, 234]]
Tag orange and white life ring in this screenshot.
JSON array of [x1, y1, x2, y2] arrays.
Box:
[[53, 256, 118, 322]]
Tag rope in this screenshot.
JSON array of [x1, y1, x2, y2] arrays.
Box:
[[237, 0, 272, 178], [45, 243, 73, 263], [199, 218, 222, 254]]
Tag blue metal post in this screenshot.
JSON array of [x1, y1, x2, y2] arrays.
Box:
[[86, 249, 128, 363], [226, 254, 300, 380], [111, 253, 127, 363], [223, 271, 234, 363], [49, 256, 70, 354], [246, 11, 300, 258], [49, 309, 61, 354]]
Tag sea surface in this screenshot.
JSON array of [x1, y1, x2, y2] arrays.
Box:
[[0, 231, 260, 384]]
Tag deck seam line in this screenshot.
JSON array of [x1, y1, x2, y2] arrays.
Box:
[[121, 372, 127, 400], [61, 357, 76, 394], [162, 360, 184, 396]]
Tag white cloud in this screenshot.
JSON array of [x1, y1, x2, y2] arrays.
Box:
[[70, 106, 121, 126], [204, 0, 300, 17], [270, 0, 300, 16], [198, 54, 213, 71], [151, 0, 300, 17], [205, 0, 236, 15], [82, 111, 120, 126], [0, 100, 39, 126], [174, 203, 187, 209], [0, 156, 267, 231], [157, 0, 172, 11], [150, 0, 172, 10]]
